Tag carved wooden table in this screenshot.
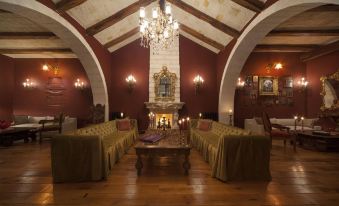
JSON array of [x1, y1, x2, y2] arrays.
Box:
[[134, 130, 191, 175]]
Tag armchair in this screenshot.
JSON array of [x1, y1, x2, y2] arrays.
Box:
[[262, 112, 296, 151], [39, 113, 64, 143]]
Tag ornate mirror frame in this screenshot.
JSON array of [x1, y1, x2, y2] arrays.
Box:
[[320, 70, 339, 111], [153, 66, 177, 102]]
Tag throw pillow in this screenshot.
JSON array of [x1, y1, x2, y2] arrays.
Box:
[[14, 115, 29, 125], [197, 120, 212, 131], [116, 119, 131, 131], [254, 117, 263, 125]]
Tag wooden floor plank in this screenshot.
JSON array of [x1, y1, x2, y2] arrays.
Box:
[[0, 140, 339, 205]]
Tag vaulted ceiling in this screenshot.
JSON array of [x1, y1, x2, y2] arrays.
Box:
[[0, 0, 338, 59]]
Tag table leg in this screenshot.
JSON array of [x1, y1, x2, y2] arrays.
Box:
[[183, 152, 191, 175], [135, 153, 143, 176]]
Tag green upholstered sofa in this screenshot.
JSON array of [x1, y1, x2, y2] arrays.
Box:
[[51, 120, 138, 183], [190, 119, 271, 182]]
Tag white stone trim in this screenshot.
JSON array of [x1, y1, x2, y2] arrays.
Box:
[[0, 0, 109, 120], [218, 0, 339, 124]]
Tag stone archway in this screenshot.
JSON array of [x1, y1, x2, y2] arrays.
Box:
[[219, 0, 339, 123], [0, 0, 109, 120]]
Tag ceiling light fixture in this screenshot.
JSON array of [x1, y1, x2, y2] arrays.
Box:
[[139, 0, 179, 52]]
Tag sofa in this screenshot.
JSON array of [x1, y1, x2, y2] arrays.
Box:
[[51, 119, 138, 183], [12, 115, 77, 135], [190, 119, 271, 182], [245, 117, 318, 135]]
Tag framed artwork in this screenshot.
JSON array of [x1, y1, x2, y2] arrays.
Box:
[[245, 76, 252, 86], [284, 76, 293, 88], [286, 89, 293, 97], [253, 75, 258, 83], [259, 76, 278, 96]]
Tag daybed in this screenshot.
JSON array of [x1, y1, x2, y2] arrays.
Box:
[[245, 117, 318, 135]]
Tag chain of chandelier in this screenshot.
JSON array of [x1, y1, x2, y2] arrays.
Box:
[[139, 0, 179, 52]]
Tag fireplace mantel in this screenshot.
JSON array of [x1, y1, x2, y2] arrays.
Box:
[[145, 102, 184, 112]]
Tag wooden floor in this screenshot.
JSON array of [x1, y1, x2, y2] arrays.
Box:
[[1, 141, 339, 206]]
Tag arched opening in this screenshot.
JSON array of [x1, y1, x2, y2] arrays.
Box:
[[0, 0, 109, 120], [219, 0, 339, 123]]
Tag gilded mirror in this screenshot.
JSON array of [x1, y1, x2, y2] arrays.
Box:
[[320, 70, 339, 111], [153, 66, 177, 101]]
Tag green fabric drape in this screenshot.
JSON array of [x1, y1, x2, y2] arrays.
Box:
[[190, 119, 271, 182], [51, 120, 138, 183], [211, 135, 271, 181]]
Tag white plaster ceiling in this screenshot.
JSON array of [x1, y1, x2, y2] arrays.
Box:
[[62, 0, 262, 53], [0, 12, 47, 32], [0, 11, 76, 58], [261, 6, 339, 49]]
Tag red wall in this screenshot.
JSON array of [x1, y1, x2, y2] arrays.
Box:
[[0, 55, 15, 120], [13, 59, 93, 120], [179, 36, 218, 117], [110, 36, 218, 130], [234, 52, 307, 128], [110, 40, 150, 130], [306, 51, 339, 117]]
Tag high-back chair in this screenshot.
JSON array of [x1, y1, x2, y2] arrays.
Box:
[[262, 112, 296, 151], [39, 113, 64, 143]]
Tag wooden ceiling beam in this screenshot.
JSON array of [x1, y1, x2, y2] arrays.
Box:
[[56, 0, 87, 12], [253, 44, 317, 52], [301, 40, 339, 61], [231, 0, 264, 13], [167, 0, 240, 38], [180, 24, 224, 51], [104, 27, 139, 49], [0, 48, 73, 54], [0, 32, 57, 39], [86, 0, 155, 35], [268, 30, 339, 37]]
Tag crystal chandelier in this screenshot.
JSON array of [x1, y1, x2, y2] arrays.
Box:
[[139, 0, 179, 52]]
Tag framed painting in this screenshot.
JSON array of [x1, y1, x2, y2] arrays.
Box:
[[284, 76, 293, 88], [259, 76, 278, 96]]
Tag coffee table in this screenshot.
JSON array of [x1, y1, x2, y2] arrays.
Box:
[[0, 124, 41, 146], [297, 131, 339, 151], [134, 130, 191, 175]]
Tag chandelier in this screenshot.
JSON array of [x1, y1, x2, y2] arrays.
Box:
[[139, 0, 179, 52]]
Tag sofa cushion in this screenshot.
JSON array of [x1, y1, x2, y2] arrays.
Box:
[[116, 119, 131, 131], [254, 117, 263, 125], [197, 120, 212, 131], [14, 115, 29, 125], [29, 116, 47, 123], [275, 119, 295, 126]]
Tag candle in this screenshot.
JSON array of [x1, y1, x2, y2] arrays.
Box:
[[120, 112, 124, 118], [294, 116, 298, 131], [301, 116, 304, 131], [199, 113, 202, 118]]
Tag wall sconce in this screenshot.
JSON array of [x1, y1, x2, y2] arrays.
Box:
[[266, 62, 283, 73], [193, 75, 204, 94], [42, 63, 60, 76], [199, 113, 202, 118], [74, 78, 86, 89], [228, 109, 233, 126], [120, 112, 124, 118], [22, 78, 35, 89], [125, 74, 136, 91], [237, 77, 245, 88], [297, 77, 308, 89]]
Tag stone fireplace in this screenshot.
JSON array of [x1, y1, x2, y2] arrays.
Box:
[[145, 38, 184, 129]]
